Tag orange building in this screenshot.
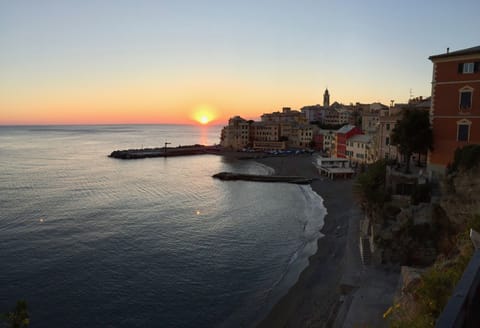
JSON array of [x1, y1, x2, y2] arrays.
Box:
[[428, 46, 480, 175]]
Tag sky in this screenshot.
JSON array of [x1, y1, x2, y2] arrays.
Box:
[[1, 0, 479, 125]]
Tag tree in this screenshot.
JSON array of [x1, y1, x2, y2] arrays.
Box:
[[354, 159, 388, 206], [391, 109, 433, 173], [1, 300, 29, 328]]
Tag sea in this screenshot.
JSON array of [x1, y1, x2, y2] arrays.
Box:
[[0, 124, 327, 328]]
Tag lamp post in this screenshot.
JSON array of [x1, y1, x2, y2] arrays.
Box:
[[164, 142, 171, 156]]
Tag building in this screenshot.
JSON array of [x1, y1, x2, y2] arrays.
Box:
[[375, 107, 403, 161], [220, 116, 251, 149], [314, 129, 336, 153], [362, 110, 380, 135], [296, 124, 316, 148], [221, 110, 316, 150], [335, 124, 362, 158], [361, 103, 389, 135], [323, 107, 351, 126], [252, 140, 286, 151], [314, 157, 355, 179], [323, 88, 330, 108], [253, 122, 280, 142], [346, 134, 374, 164], [301, 104, 322, 123], [428, 46, 480, 174], [261, 107, 307, 124], [252, 122, 283, 150]]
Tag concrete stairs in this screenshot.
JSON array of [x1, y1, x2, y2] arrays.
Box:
[[360, 237, 372, 266]]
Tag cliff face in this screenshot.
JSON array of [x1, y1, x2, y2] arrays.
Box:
[[370, 202, 439, 266], [382, 164, 480, 324], [440, 165, 480, 229], [369, 166, 480, 267]]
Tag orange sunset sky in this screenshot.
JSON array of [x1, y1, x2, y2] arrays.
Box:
[[1, 1, 478, 125]]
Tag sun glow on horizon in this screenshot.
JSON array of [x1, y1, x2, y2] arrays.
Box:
[[192, 104, 217, 125], [199, 116, 210, 124]]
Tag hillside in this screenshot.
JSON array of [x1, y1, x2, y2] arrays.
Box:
[[356, 145, 480, 327]]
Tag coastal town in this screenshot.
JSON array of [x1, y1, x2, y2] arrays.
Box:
[[105, 45, 480, 327], [225, 45, 480, 327], [221, 45, 479, 181], [3, 1, 480, 327], [220, 90, 426, 171]]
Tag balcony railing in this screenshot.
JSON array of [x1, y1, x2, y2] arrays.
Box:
[[436, 246, 480, 327]]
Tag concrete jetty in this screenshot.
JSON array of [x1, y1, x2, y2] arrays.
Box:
[[109, 145, 221, 159], [212, 172, 313, 184]]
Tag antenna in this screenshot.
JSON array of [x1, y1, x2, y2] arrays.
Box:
[[409, 88, 414, 100]]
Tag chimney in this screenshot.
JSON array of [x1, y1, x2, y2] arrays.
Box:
[[447, 47, 450, 53]]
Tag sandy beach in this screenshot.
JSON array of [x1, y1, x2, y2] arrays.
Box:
[[249, 154, 399, 328]]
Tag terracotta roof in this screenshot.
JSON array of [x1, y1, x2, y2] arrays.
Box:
[[429, 46, 480, 60]]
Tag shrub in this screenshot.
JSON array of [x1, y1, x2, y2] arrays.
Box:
[[451, 144, 480, 172]]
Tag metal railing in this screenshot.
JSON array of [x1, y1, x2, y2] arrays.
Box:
[[436, 236, 480, 328]]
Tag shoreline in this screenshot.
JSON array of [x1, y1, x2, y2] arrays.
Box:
[[249, 153, 400, 328], [251, 154, 364, 327]]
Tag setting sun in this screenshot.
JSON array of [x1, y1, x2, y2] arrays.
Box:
[[192, 104, 217, 125], [199, 116, 210, 124]]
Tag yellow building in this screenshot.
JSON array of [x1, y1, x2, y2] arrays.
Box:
[[346, 134, 374, 164], [220, 116, 251, 149]]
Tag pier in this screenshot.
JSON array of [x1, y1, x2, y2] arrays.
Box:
[[109, 145, 221, 159], [212, 172, 312, 184]]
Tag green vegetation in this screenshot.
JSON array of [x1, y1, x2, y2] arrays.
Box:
[[388, 214, 480, 327], [1, 300, 29, 328], [354, 159, 388, 205], [450, 144, 480, 172], [391, 109, 433, 173]]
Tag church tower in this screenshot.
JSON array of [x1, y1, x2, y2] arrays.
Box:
[[323, 88, 330, 108]]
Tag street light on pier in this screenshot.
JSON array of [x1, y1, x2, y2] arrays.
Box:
[[164, 142, 171, 156]]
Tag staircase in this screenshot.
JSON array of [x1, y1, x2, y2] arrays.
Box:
[[360, 237, 372, 265]]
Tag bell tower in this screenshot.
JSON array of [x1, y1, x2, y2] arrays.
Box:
[[323, 88, 330, 108]]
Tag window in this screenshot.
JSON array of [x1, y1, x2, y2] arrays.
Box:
[[386, 123, 390, 131], [458, 124, 469, 141], [459, 62, 480, 74], [464, 63, 474, 74], [386, 137, 390, 145], [460, 91, 472, 109]]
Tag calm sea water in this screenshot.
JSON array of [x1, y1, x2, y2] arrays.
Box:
[[0, 125, 326, 328]]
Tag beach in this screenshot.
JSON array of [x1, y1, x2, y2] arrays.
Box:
[[252, 154, 399, 328]]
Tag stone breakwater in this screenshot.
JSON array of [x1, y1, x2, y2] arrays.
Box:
[[212, 172, 313, 184], [109, 145, 221, 159]]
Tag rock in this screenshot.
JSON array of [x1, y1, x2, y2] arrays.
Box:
[[412, 203, 433, 226], [380, 228, 394, 241], [396, 208, 412, 227]]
